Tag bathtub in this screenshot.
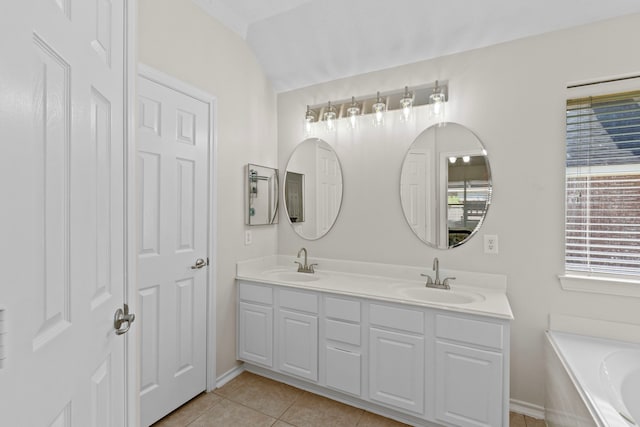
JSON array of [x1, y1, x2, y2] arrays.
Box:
[[546, 330, 640, 427]]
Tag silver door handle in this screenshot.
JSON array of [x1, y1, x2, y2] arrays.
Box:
[[114, 303, 135, 336], [191, 258, 208, 269]]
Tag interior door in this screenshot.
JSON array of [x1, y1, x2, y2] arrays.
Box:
[[316, 144, 341, 236], [401, 150, 432, 243], [137, 73, 210, 426], [0, 0, 128, 425]]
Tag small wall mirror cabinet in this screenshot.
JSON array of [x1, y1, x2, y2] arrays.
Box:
[[246, 164, 279, 225]]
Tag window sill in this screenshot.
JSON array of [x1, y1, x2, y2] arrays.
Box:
[[559, 274, 640, 298]]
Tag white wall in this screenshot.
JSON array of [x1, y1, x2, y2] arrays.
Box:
[[277, 14, 640, 408], [138, 0, 278, 377]]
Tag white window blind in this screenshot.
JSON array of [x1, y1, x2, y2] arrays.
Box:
[[565, 90, 640, 277]]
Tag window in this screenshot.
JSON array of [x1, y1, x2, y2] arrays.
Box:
[[565, 90, 640, 278]]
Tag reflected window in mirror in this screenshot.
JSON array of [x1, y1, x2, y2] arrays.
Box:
[[284, 138, 344, 240], [285, 172, 304, 223], [446, 155, 491, 247]]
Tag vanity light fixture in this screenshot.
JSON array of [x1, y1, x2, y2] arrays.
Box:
[[302, 81, 448, 134], [462, 155, 471, 163], [324, 101, 337, 132], [429, 80, 446, 126], [346, 96, 360, 129], [399, 86, 414, 122], [304, 105, 316, 136], [449, 156, 457, 164], [372, 91, 386, 127]]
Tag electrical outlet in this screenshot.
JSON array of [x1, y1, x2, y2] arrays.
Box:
[[484, 234, 499, 254], [245, 230, 252, 245]]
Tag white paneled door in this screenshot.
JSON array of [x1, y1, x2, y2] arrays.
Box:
[[137, 73, 210, 426], [0, 0, 129, 425], [316, 144, 341, 236], [401, 150, 432, 243]]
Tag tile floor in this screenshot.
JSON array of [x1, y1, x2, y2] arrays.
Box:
[[152, 371, 546, 426]]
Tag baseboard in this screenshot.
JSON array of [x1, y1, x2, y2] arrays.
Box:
[[215, 363, 245, 389], [510, 398, 546, 420]]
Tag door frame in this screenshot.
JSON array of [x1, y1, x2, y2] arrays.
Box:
[[131, 62, 219, 419]]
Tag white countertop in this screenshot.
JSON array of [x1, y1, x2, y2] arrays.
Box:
[[236, 255, 513, 320]]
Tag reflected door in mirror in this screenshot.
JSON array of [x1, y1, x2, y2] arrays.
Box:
[[284, 138, 344, 240]]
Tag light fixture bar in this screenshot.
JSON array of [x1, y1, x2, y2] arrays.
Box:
[[304, 81, 447, 124]]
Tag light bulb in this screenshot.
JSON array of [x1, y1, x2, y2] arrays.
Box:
[[432, 96, 444, 115], [399, 86, 413, 122], [347, 96, 360, 129], [372, 91, 385, 127], [429, 81, 446, 126], [324, 101, 337, 132], [449, 157, 457, 164], [304, 105, 315, 136], [462, 155, 471, 163]]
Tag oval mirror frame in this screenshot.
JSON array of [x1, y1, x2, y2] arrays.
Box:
[[400, 122, 492, 249], [283, 138, 344, 240]]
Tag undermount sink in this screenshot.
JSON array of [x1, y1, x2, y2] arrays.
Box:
[[267, 271, 321, 283], [396, 286, 485, 304]]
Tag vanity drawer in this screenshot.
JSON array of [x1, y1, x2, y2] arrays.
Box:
[[279, 289, 318, 314], [436, 314, 503, 350], [325, 296, 360, 322], [325, 319, 361, 346], [239, 282, 273, 305], [369, 304, 424, 334]]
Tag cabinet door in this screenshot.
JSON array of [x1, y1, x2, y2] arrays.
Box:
[[325, 345, 361, 396], [435, 341, 503, 427], [369, 328, 424, 414], [278, 309, 318, 381], [238, 302, 273, 367]]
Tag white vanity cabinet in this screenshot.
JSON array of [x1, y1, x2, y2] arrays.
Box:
[[369, 303, 425, 414], [322, 296, 362, 396], [237, 280, 511, 426], [237, 282, 274, 367], [277, 289, 319, 381], [434, 314, 506, 427]]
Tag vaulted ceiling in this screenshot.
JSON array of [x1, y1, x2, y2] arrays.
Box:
[[193, 0, 640, 93]]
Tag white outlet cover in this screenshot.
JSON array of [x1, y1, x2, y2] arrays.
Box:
[[484, 234, 499, 254]]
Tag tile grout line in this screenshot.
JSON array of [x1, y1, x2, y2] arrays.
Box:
[[182, 393, 225, 427], [275, 389, 304, 425]]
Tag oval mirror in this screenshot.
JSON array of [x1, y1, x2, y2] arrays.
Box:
[[284, 138, 344, 240], [400, 123, 492, 249]]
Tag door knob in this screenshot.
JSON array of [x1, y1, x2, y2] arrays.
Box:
[[191, 258, 208, 269], [113, 303, 135, 336]]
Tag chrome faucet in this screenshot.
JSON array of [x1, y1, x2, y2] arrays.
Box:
[[421, 257, 456, 290], [295, 247, 317, 273]]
